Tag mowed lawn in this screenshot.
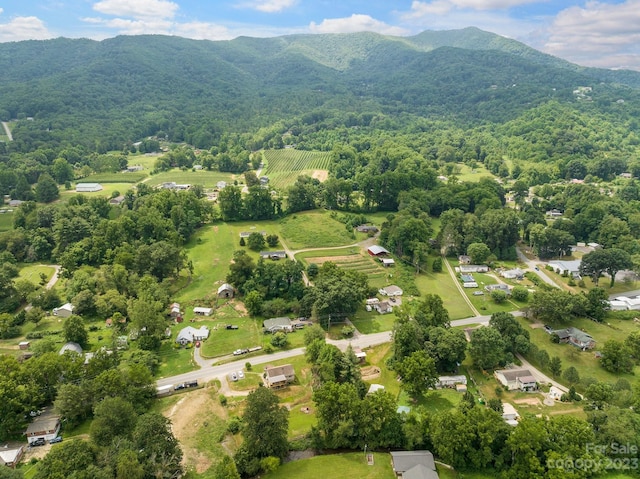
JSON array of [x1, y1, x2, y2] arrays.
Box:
[[519, 316, 640, 387], [415, 264, 473, 320], [262, 452, 394, 479], [58, 183, 134, 201], [18, 264, 56, 284], [0, 211, 14, 231], [279, 210, 357, 249]]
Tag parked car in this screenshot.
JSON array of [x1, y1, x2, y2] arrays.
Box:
[[230, 372, 238, 381], [237, 370, 245, 379], [31, 438, 46, 447], [174, 383, 186, 390], [233, 349, 246, 356], [49, 436, 63, 444], [195, 341, 201, 348], [473, 291, 484, 296], [544, 325, 553, 333], [226, 324, 239, 330]]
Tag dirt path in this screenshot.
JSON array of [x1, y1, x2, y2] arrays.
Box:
[[1, 121, 12, 141]]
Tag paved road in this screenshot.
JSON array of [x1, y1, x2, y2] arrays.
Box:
[[517, 354, 568, 393], [157, 314, 501, 388], [516, 246, 560, 288]]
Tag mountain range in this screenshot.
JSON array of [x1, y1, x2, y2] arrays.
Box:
[[1, 27, 639, 149]]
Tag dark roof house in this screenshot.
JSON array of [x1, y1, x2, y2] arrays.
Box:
[[264, 364, 295, 388]]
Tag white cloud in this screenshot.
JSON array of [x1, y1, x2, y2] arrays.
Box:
[[241, 0, 298, 13], [310, 14, 409, 36], [543, 0, 640, 70], [0, 8, 4, 15], [404, 0, 541, 19], [0, 16, 54, 42], [92, 0, 179, 20], [174, 21, 235, 41]]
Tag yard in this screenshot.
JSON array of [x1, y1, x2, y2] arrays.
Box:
[[261, 452, 394, 479], [279, 210, 357, 249], [414, 264, 474, 320], [0, 210, 14, 231], [18, 264, 56, 284], [518, 316, 640, 388], [144, 169, 238, 189]]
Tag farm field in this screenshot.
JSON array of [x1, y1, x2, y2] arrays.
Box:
[[262, 149, 332, 190], [59, 182, 132, 201], [80, 172, 146, 183], [145, 169, 238, 189], [0, 211, 14, 231]]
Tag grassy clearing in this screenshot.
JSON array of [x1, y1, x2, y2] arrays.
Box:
[[175, 223, 237, 303], [58, 183, 133, 201], [0, 211, 14, 231], [351, 310, 397, 334], [279, 210, 356, 249], [18, 264, 56, 284], [145, 170, 237, 189], [518, 316, 640, 388], [454, 162, 495, 182], [81, 172, 146, 183], [262, 452, 393, 479], [415, 265, 473, 320]]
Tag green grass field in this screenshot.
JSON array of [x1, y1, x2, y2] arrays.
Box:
[[519, 316, 640, 388], [145, 169, 237, 189], [80, 172, 146, 183], [279, 210, 356, 249], [415, 262, 474, 320], [262, 149, 332, 190], [18, 264, 56, 284], [58, 183, 133, 201], [0, 211, 14, 231], [262, 452, 394, 479], [454, 162, 496, 182]]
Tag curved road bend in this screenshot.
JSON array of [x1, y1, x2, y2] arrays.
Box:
[[515, 246, 560, 288]]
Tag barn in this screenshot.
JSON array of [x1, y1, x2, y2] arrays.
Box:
[[75, 183, 103, 192]]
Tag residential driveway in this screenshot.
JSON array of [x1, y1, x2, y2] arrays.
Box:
[[515, 246, 561, 288]]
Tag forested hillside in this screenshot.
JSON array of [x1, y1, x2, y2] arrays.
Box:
[[1, 29, 640, 154]]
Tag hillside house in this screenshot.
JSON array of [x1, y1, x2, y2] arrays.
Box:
[[494, 369, 537, 391], [217, 283, 234, 299], [75, 182, 103, 192], [263, 317, 292, 333], [264, 364, 295, 389], [25, 414, 61, 445], [553, 327, 595, 350], [545, 209, 563, 218], [390, 451, 438, 479], [52, 303, 74, 318], [176, 326, 210, 346]]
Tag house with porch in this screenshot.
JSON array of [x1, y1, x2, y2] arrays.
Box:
[[264, 364, 295, 389], [494, 368, 538, 391], [25, 414, 61, 445], [553, 327, 596, 350], [176, 326, 210, 346]]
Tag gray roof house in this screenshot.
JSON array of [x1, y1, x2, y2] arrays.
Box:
[[176, 326, 210, 346], [494, 369, 537, 391], [553, 327, 596, 350], [265, 364, 295, 388], [263, 317, 292, 333], [390, 451, 439, 479], [25, 414, 61, 444], [52, 302, 74, 318]]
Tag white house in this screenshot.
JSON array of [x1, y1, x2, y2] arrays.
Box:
[[176, 326, 210, 346], [501, 268, 525, 280], [367, 384, 385, 395], [193, 307, 213, 316], [25, 414, 61, 444], [437, 375, 467, 389], [374, 301, 393, 314], [75, 183, 103, 193], [548, 386, 563, 401], [548, 260, 582, 278], [459, 264, 489, 273], [0, 446, 24, 467], [379, 285, 403, 296], [52, 303, 74, 318], [613, 296, 640, 311]]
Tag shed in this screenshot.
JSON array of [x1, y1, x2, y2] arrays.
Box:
[[381, 258, 395, 267], [19, 341, 30, 350], [502, 403, 520, 425], [193, 307, 213, 316], [367, 245, 390, 256], [356, 225, 379, 233], [217, 283, 234, 299], [169, 302, 181, 318], [259, 251, 287, 260], [109, 195, 125, 205], [367, 384, 385, 395], [437, 375, 467, 389], [75, 183, 103, 192]]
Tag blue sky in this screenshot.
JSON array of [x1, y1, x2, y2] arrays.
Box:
[[1, 1, 639, 70]]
